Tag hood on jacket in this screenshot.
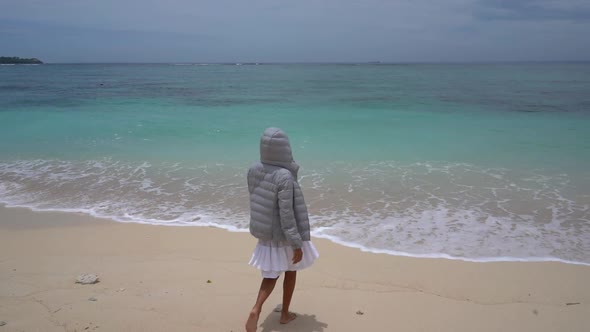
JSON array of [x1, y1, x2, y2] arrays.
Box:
[[259, 127, 300, 178]]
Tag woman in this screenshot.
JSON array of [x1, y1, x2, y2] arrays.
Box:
[[245, 127, 319, 332]]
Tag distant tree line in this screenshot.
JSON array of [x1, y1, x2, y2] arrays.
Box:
[[0, 57, 43, 64]]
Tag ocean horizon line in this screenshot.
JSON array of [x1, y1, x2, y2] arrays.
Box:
[[18, 60, 590, 65]]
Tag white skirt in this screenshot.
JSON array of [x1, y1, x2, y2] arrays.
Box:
[[249, 240, 319, 279]]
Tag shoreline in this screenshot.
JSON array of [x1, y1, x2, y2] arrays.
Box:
[[1, 204, 590, 331], [2, 201, 588, 267], [1, 155, 588, 266]]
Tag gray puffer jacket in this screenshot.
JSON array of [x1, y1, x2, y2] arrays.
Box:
[[247, 128, 311, 249]]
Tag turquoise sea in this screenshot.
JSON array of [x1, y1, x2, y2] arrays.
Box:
[[1, 63, 589, 264]]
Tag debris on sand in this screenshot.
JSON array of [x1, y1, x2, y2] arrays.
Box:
[[76, 274, 99, 285]]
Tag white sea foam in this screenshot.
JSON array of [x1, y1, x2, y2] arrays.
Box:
[[310, 229, 590, 266], [1, 159, 589, 265]]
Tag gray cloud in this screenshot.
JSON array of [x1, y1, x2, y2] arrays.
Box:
[[476, 0, 590, 21], [1, 1, 589, 62]]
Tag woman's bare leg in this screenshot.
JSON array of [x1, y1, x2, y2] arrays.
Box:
[[245, 277, 278, 332], [280, 271, 297, 324]]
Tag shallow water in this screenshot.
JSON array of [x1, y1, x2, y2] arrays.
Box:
[[1, 63, 589, 264]]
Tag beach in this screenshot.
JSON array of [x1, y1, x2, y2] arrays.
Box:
[[1, 204, 589, 332], [1, 63, 590, 331], [3, 0, 590, 328]]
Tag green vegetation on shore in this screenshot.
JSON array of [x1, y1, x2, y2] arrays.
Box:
[[0, 56, 43, 64]]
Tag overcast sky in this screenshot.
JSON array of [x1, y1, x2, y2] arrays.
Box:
[[1, 0, 589, 63]]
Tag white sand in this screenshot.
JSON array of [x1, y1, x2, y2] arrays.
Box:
[[1, 205, 589, 331]]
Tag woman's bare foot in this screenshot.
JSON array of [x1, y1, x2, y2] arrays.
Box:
[[245, 311, 259, 332], [280, 312, 297, 324]]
